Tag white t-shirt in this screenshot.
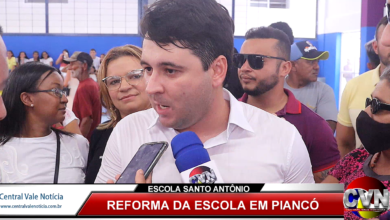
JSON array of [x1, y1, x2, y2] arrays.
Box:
[[0, 131, 88, 183], [40, 57, 53, 66], [16, 58, 31, 65], [93, 57, 100, 71], [63, 108, 79, 126], [96, 89, 314, 183]]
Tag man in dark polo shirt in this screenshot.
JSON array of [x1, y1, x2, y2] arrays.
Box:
[[235, 26, 340, 183]]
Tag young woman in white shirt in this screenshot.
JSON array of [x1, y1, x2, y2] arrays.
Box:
[[0, 62, 88, 183], [17, 51, 30, 66], [40, 51, 53, 66], [32, 51, 40, 62]]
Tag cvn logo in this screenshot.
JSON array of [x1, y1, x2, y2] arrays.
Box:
[[343, 176, 389, 219], [188, 166, 217, 184]]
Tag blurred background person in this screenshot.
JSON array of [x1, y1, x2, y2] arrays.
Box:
[[55, 49, 69, 73], [223, 48, 244, 99], [90, 49, 100, 71], [85, 45, 151, 183], [0, 26, 8, 121], [53, 108, 82, 135], [65, 52, 101, 141], [100, 54, 105, 64], [269, 21, 294, 45], [365, 39, 380, 70], [40, 51, 53, 66], [337, 17, 388, 157], [16, 51, 29, 66], [32, 51, 40, 62], [0, 62, 88, 183], [323, 67, 390, 219], [7, 50, 16, 72], [285, 41, 337, 132], [89, 65, 97, 82]]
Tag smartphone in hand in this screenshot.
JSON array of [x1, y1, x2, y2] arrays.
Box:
[[116, 142, 168, 183]]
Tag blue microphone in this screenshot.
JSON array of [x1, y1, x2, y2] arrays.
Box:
[[171, 131, 223, 183]]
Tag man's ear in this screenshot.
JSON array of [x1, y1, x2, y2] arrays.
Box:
[[279, 61, 292, 77], [373, 40, 379, 55], [210, 55, 228, 88], [20, 92, 34, 107], [367, 62, 374, 70]]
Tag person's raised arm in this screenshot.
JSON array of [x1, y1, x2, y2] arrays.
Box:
[[336, 123, 356, 158], [56, 54, 63, 65], [321, 175, 339, 183], [80, 116, 93, 138]]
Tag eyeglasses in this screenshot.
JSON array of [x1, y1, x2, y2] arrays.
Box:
[[365, 97, 390, 114], [233, 53, 286, 70], [102, 69, 144, 91], [29, 88, 67, 99]]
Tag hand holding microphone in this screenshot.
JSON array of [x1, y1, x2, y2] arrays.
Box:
[[171, 131, 224, 183]]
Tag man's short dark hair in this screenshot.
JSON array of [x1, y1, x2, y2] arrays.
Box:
[[269, 22, 294, 45], [245, 27, 291, 60], [365, 40, 380, 67], [140, 0, 234, 83], [90, 49, 96, 52], [376, 16, 388, 40]]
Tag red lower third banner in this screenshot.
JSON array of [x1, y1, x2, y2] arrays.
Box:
[[78, 193, 344, 216]]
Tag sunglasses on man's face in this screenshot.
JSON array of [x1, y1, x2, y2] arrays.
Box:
[[233, 54, 286, 70], [365, 97, 390, 114]]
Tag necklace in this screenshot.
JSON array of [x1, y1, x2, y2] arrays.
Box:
[[370, 152, 381, 168]]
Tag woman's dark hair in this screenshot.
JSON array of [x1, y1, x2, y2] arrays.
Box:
[[33, 51, 39, 61], [17, 51, 29, 63], [140, 0, 234, 85], [269, 22, 294, 45], [62, 49, 69, 64], [41, 51, 50, 59], [100, 53, 105, 63], [7, 50, 14, 57], [0, 62, 71, 145]]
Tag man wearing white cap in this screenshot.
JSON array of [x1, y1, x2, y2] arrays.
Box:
[[285, 41, 337, 133]]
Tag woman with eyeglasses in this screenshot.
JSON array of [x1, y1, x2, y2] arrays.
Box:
[[323, 67, 390, 219], [85, 45, 151, 183], [0, 62, 88, 183]]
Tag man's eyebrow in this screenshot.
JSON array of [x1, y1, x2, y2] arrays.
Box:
[[158, 62, 185, 70], [140, 60, 150, 66], [140, 60, 186, 70]]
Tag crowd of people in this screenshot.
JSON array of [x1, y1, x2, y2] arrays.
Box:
[[1, 0, 390, 218], [6, 48, 105, 75]]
